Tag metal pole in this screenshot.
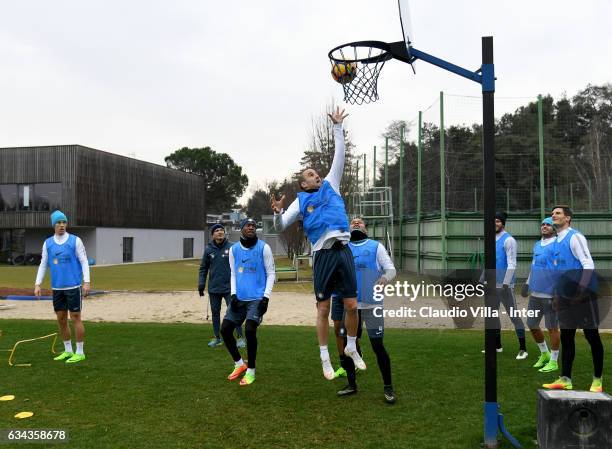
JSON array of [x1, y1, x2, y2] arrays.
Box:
[[506, 187, 510, 212], [373, 146, 377, 186], [385, 137, 389, 188], [553, 185, 557, 205], [588, 179, 592, 211], [538, 95, 546, 219], [570, 183, 574, 210], [417, 111, 423, 274], [609, 177, 612, 212], [440, 91, 447, 270], [482, 36, 498, 449], [363, 154, 367, 192], [399, 124, 405, 270]]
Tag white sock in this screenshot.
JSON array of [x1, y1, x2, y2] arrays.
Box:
[[320, 345, 330, 361], [235, 358, 244, 367], [76, 342, 84, 355], [247, 368, 255, 377], [551, 350, 559, 362], [537, 342, 549, 353], [346, 336, 357, 353], [63, 340, 73, 353]]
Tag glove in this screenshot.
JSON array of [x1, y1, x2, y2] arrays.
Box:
[[257, 297, 269, 316], [520, 283, 529, 298], [230, 294, 240, 311], [198, 285, 205, 297]]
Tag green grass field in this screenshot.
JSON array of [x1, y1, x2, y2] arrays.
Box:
[[0, 258, 314, 294], [1, 320, 610, 449]]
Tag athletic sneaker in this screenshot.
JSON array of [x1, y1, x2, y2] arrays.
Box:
[[533, 351, 550, 368], [53, 351, 74, 361], [65, 354, 86, 364], [384, 386, 397, 404], [239, 372, 255, 386], [543, 376, 573, 390], [345, 348, 366, 371], [337, 384, 357, 396], [208, 338, 223, 348], [481, 348, 503, 354], [539, 360, 558, 373], [334, 367, 347, 378], [322, 358, 335, 380], [590, 378, 603, 393], [236, 338, 246, 349], [515, 350, 528, 360], [227, 364, 247, 381]]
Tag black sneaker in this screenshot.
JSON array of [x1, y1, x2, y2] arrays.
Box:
[[337, 384, 357, 397], [384, 386, 396, 404]]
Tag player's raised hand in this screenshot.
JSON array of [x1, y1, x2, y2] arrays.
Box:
[[270, 194, 285, 214], [328, 106, 349, 124]]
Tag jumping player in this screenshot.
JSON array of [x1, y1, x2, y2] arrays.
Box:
[[271, 107, 366, 380]]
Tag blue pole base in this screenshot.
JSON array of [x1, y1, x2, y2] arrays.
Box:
[[484, 402, 522, 449]]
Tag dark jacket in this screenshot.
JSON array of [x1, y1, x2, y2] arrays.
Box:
[[198, 239, 233, 294]]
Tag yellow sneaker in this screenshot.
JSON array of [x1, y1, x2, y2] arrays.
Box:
[[590, 378, 603, 393], [543, 377, 572, 390], [65, 353, 86, 364], [53, 351, 73, 361], [239, 372, 255, 386]]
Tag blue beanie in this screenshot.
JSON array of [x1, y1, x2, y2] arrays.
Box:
[[240, 218, 256, 230], [541, 217, 553, 226], [50, 210, 68, 227], [210, 223, 225, 235]]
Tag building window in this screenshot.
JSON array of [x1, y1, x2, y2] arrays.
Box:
[[34, 183, 62, 211], [18, 184, 34, 211], [123, 237, 133, 263], [0, 185, 17, 212], [183, 238, 194, 259]]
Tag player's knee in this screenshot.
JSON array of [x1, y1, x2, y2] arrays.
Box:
[[69, 312, 82, 322], [220, 319, 235, 338], [245, 319, 258, 336], [343, 299, 358, 312], [317, 300, 330, 316]]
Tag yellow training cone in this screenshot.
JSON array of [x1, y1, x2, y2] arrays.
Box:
[[0, 395, 15, 401], [14, 412, 33, 419]]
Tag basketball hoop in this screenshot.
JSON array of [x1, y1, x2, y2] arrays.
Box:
[[328, 41, 394, 105]]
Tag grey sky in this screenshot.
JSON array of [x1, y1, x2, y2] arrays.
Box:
[[1, 1, 611, 202]]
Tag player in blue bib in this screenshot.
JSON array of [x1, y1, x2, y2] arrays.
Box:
[[542, 205, 604, 393], [221, 218, 275, 386], [271, 107, 365, 381], [492, 211, 527, 359], [521, 217, 560, 373], [34, 210, 90, 363], [331, 218, 397, 403]]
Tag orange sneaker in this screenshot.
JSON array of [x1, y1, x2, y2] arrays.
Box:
[[542, 377, 573, 390], [227, 364, 247, 381]]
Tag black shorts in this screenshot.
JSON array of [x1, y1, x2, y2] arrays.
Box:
[[313, 242, 357, 302], [556, 295, 600, 330], [53, 288, 82, 313]]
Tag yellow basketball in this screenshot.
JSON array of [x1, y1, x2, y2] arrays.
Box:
[[331, 62, 358, 84]]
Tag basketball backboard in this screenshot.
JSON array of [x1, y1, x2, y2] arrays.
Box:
[[398, 0, 414, 55]]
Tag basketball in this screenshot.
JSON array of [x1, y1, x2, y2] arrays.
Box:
[[331, 62, 358, 84]]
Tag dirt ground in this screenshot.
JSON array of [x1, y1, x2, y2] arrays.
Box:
[[0, 290, 540, 331]]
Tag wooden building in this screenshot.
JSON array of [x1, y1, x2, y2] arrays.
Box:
[[0, 145, 206, 264]]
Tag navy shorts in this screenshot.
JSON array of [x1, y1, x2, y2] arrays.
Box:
[[313, 242, 357, 302], [52, 287, 82, 312], [331, 295, 344, 322], [527, 296, 559, 329], [224, 299, 264, 325]]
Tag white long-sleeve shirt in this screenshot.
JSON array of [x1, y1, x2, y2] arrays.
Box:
[[35, 233, 90, 289], [273, 123, 350, 252], [496, 230, 517, 287], [229, 241, 275, 299], [556, 227, 595, 289]]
